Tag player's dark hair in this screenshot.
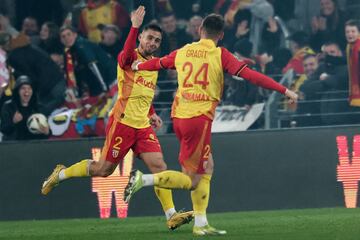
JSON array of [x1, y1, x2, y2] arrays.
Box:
[[345, 19, 360, 32], [142, 23, 163, 35], [201, 14, 225, 38]]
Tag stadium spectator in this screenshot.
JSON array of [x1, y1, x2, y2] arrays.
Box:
[[292, 54, 319, 94], [158, 12, 192, 55], [297, 42, 348, 126], [310, 0, 347, 51], [345, 19, 360, 107], [223, 39, 258, 107], [21, 16, 40, 45], [0, 75, 50, 140], [0, 44, 12, 111], [186, 15, 203, 41], [127, 13, 298, 236], [0, 32, 66, 116], [41, 6, 193, 230], [98, 24, 123, 60], [38, 21, 63, 55], [282, 31, 315, 74], [222, 9, 251, 52], [0, 14, 18, 37], [60, 25, 116, 105], [78, 0, 130, 43]]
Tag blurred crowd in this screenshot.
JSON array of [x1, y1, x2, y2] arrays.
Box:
[[0, 0, 359, 140]]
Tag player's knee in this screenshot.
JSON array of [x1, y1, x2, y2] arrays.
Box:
[[97, 164, 114, 177]]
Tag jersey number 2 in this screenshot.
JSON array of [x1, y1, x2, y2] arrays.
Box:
[[182, 62, 209, 89]]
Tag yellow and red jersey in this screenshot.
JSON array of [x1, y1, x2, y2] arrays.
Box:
[[138, 38, 286, 120], [172, 39, 226, 119], [109, 27, 157, 129]]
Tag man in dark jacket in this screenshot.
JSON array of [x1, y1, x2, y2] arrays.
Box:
[[60, 25, 117, 100], [298, 41, 348, 126], [0, 75, 50, 140], [1, 32, 66, 116]]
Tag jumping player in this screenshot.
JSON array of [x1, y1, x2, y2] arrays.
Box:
[[41, 6, 193, 230], [124, 13, 298, 236]]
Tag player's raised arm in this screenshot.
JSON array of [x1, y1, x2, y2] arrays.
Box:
[[221, 47, 298, 104], [132, 50, 177, 71], [118, 6, 145, 68]]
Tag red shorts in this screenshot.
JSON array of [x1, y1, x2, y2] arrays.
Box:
[[173, 115, 212, 174], [101, 116, 162, 164]]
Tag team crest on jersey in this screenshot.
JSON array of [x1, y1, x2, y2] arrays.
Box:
[[112, 149, 119, 158], [148, 134, 157, 142]]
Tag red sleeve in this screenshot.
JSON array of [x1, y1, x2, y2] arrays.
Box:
[[148, 105, 156, 116], [138, 50, 177, 71], [221, 47, 247, 75], [239, 67, 287, 94], [117, 27, 138, 68]]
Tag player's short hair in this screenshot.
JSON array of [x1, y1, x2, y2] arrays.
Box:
[[201, 14, 225, 38], [142, 23, 163, 35], [345, 19, 360, 31], [59, 25, 77, 34]]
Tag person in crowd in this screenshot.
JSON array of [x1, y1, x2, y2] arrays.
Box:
[[78, 0, 130, 43], [222, 9, 251, 52], [0, 14, 18, 37], [21, 16, 40, 45], [297, 41, 348, 126], [59, 25, 117, 105], [158, 11, 192, 55], [0, 49, 12, 114], [282, 31, 315, 74], [345, 19, 360, 107], [310, 0, 347, 51], [223, 39, 259, 108], [0, 32, 66, 116], [0, 75, 50, 140], [186, 15, 203, 42], [292, 54, 320, 94], [38, 21, 63, 54], [98, 24, 123, 60], [300, 42, 347, 99]]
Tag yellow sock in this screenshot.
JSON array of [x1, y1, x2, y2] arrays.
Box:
[[154, 170, 192, 190], [63, 159, 90, 179], [154, 187, 175, 212], [191, 174, 211, 215]]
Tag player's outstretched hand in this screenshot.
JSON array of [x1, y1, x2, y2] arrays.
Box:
[[131, 60, 141, 71], [285, 89, 298, 104], [131, 5, 145, 28]]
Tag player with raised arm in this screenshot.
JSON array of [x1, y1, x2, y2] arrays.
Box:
[[124, 13, 298, 236], [41, 6, 193, 230]]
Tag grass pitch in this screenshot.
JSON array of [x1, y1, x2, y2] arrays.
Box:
[[0, 208, 360, 240]]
